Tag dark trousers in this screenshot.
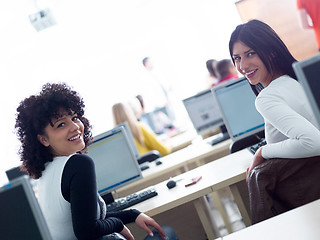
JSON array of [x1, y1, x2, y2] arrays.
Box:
[[248, 155, 320, 224]]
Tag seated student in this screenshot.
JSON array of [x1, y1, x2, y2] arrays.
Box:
[[206, 59, 219, 87], [229, 19, 320, 224], [15, 83, 178, 240], [211, 59, 239, 87], [112, 102, 172, 157]]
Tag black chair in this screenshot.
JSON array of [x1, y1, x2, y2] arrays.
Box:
[[137, 150, 162, 165]]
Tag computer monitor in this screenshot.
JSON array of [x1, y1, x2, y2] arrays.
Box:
[[293, 54, 320, 128], [211, 77, 265, 152], [5, 166, 28, 181], [140, 106, 174, 135], [116, 121, 140, 160], [0, 176, 52, 240], [87, 126, 143, 203], [182, 88, 225, 136]]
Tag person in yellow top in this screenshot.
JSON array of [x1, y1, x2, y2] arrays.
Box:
[[112, 102, 172, 157]]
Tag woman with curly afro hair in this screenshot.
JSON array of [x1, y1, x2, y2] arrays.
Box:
[[15, 83, 177, 240]]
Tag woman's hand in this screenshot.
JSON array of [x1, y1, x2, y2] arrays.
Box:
[[246, 147, 266, 183], [135, 213, 166, 240], [119, 225, 134, 240]]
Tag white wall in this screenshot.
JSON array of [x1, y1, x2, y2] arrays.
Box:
[[0, 0, 242, 185]]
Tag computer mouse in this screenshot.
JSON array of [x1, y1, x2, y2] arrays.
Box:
[[155, 160, 162, 165], [166, 180, 176, 189]]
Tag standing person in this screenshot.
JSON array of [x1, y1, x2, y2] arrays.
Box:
[[229, 19, 320, 223], [141, 57, 170, 112], [112, 102, 172, 157], [141, 57, 177, 127], [15, 83, 177, 240], [212, 59, 239, 87], [297, 0, 320, 51]]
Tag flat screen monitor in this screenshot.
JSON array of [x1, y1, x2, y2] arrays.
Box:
[[5, 166, 28, 181], [116, 121, 140, 160], [0, 176, 52, 240], [293, 54, 320, 128], [211, 77, 265, 143], [87, 126, 142, 201], [182, 88, 224, 135], [140, 106, 174, 135]]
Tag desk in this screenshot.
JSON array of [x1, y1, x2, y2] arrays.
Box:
[[168, 129, 197, 152], [130, 149, 252, 240], [223, 199, 320, 240], [117, 139, 232, 197]]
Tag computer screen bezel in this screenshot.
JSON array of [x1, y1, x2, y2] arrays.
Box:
[[0, 176, 52, 240], [293, 54, 320, 129], [5, 166, 28, 181], [116, 121, 140, 159], [182, 88, 224, 135], [139, 106, 173, 135], [87, 126, 143, 196], [211, 77, 265, 142]]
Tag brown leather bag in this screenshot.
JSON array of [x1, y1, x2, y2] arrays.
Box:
[[248, 155, 320, 224]]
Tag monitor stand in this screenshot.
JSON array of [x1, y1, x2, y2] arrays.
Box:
[[208, 125, 230, 146], [229, 130, 265, 154], [101, 192, 115, 205]]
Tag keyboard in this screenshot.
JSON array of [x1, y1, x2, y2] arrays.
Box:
[[247, 139, 267, 155], [106, 187, 158, 211]]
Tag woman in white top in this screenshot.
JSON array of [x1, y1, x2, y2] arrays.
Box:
[[229, 19, 320, 223]]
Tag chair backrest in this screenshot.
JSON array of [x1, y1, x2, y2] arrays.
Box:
[[137, 150, 161, 165]]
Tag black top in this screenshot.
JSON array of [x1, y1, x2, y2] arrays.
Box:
[[61, 154, 140, 239]]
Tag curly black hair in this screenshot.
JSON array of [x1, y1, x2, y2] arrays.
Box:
[[15, 83, 92, 179]]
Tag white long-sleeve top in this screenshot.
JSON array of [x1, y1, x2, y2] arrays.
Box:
[[255, 75, 320, 159]]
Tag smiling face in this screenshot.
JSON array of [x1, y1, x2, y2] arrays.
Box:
[[37, 112, 85, 157], [232, 41, 274, 87]]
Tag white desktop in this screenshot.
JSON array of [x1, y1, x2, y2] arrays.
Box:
[[87, 126, 143, 203], [0, 176, 52, 240], [211, 77, 265, 153], [182, 88, 230, 145], [116, 121, 140, 160]]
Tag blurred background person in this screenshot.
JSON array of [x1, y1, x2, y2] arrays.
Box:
[[297, 0, 320, 51], [212, 59, 239, 87], [205, 59, 219, 87], [131, 95, 177, 136], [112, 102, 172, 157], [141, 57, 170, 112]]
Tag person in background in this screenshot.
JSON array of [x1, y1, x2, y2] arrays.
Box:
[[112, 102, 172, 157], [133, 95, 176, 135], [212, 59, 239, 87], [297, 0, 320, 51], [141, 57, 170, 112], [205, 59, 218, 86], [136, 94, 146, 116], [15, 83, 177, 240], [229, 19, 320, 224]]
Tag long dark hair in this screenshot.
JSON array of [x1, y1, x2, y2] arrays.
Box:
[[229, 19, 297, 95], [15, 83, 92, 179]]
